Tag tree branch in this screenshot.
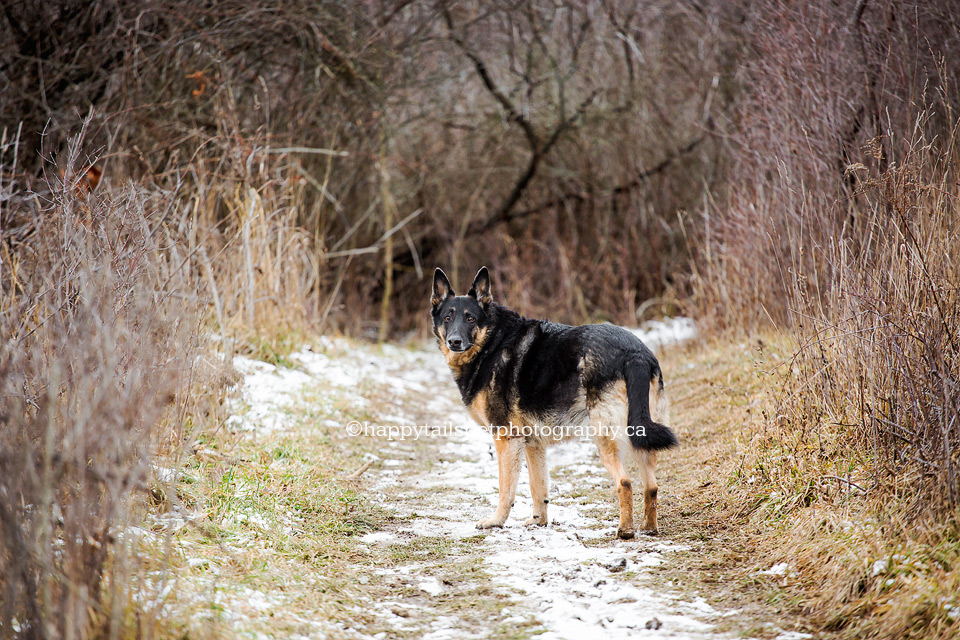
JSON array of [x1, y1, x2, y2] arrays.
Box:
[[469, 132, 706, 235], [441, 7, 538, 148], [442, 6, 601, 237]]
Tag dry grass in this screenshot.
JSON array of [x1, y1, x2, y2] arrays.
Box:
[[780, 128, 960, 512], [0, 132, 213, 638], [665, 335, 960, 639], [683, 4, 960, 634]]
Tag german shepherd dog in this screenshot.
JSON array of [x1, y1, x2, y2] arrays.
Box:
[[431, 266, 678, 539]]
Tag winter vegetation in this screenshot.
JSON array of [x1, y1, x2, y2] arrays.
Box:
[[1, 1, 958, 638]]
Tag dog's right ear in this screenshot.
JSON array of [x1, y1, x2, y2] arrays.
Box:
[[432, 268, 454, 309]]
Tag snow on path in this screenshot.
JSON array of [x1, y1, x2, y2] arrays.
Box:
[[228, 318, 734, 638]]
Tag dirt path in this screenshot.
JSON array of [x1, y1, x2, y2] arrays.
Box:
[[159, 324, 808, 639]]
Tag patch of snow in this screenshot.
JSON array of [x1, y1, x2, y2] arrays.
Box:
[[153, 465, 180, 483], [760, 563, 791, 577], [232, 586, 281, 612], [418, 577, 444, 596], [226, 356, 314, 434], [630, 317, 698, 349], [360, 531, 399, 544], [772, 632, 814, 640]]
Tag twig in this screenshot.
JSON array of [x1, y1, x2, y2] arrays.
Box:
[[324, 208, 423, 259], [241, 191, 257, 329], [267, 146, 349, 157], [347, 460, 376, 480], [822, 475, 867, 493]]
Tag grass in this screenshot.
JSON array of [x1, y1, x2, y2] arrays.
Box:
[[652, 335, 960, 639], [146, 375, 385, 638]]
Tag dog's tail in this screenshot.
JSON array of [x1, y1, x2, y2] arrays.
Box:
[[624, 355, 678, 451]]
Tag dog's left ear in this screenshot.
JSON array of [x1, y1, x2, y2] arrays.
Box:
[[468, 266, 492, 307]]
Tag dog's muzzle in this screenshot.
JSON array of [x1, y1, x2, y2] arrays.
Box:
[[446, 337, 469, 352]]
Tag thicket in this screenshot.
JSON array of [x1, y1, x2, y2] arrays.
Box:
[[1, 0, 733, 337], [699, 0, 960, 515]]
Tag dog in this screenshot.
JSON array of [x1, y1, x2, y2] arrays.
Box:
[[431, 266, 678, 539]]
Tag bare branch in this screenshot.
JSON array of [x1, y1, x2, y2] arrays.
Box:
[[441, 6, 539, 148], [470, 132, 706, 235]]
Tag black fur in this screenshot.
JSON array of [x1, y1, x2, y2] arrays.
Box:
[[431, 267, 678, 451]]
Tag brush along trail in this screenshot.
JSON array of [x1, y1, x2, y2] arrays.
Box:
[[154, 322, 808, 639]]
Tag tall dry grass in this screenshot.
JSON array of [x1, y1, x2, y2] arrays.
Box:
[[692, 0, 960, 513], [0, 130, 208, 638], [780, 123, 960, 512], [689, 2, 960, 635]]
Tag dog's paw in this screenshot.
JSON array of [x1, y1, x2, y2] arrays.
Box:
[[523, 517, 547, 527], [476, 517, 505, 530], [617, 527, 636, 540]]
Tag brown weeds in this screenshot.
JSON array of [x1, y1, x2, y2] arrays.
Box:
[[0, 131, 205, 638]]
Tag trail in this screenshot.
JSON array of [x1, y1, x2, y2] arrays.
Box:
[[222, 319, 759, 638]]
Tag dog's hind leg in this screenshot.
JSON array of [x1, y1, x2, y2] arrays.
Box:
[[477, 436, 524, 529], [596, 436, 635, 540], [523, 439, 548, 527], [639, 450, 659, 534], [593, 382, 635, 539], [639, 376, 665, 533]]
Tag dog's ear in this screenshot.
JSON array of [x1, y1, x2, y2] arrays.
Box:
[[468, 266, 492, 306], [432, 268, 454, 309]]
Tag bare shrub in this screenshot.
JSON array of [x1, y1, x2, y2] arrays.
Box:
[[698, 0, 960, 512], [692, 0, 960, 328], [0, 133, 201, 638], [1, 0, 732, 335], [780, 127, 960, 512]]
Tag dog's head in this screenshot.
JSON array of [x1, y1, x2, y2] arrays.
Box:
[[431, 266, 493, 365]]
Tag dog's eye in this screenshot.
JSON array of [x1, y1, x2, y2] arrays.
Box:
[[444, 312, 453, 322], [466, 314, 475, 323]]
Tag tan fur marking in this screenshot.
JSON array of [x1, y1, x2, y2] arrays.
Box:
[[649, 378, 660, 420], [650, 375, 670, 425], [596, 437, 635, 539], [615, 379, 628, 404], [477, 435, 524, 529], [439, 325, 490, 372], [506, 399, 539, 435], [467, 388, 490, 426], [590, 380, 627, 429], [640, 450, 659, 533], [589, 381, 635, 539]]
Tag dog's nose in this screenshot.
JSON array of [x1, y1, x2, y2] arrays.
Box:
[[447, 337, 463, 350]]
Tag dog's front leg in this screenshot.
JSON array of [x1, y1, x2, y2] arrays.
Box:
[[523, 439, 548, 526], [477, 436, 524, 529]]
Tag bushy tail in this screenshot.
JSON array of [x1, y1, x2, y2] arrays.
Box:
[[624, 356, 678, 451]]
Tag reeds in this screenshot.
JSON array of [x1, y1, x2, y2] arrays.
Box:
[[0, 131, 202, 638]]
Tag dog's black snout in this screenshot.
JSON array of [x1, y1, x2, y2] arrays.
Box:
[[447, 337, 463, 351]]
